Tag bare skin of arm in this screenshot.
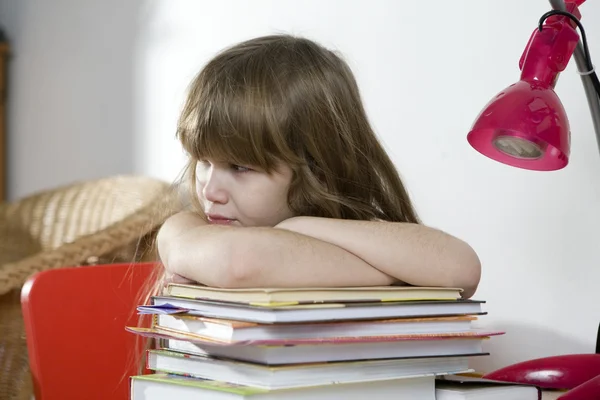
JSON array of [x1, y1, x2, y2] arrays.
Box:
[[157, 212, 480, 298], [275, 217, 481, 298], [157, 212, 395, 288]]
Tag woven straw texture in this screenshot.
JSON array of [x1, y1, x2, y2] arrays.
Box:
[[0, 175, 181, 400]]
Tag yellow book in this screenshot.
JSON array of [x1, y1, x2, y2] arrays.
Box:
[[165, 284, 463, 306]]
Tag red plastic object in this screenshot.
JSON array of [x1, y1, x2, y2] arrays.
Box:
[[558, 374, 600, 399], [467, 1, 583, 171], [21, 262, 158, 400], [483, 354, 600, 390]]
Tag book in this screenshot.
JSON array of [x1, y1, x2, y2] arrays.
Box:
[[435, 374, 540, 399], [130, 373, 437, 399], [139, 296, 486, 324], [128, 286, 505, 399], [128, 326, 501, 364], [153, 314, 477, 342], [165, 284, 463, 305], [146, 349, 476, 389]]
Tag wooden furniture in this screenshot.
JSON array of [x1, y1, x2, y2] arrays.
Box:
[[0, 34, 8, 201]]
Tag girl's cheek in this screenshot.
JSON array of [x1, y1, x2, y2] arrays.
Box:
[[195, 182, 206, 199]]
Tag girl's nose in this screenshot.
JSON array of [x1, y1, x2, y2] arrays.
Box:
[[201, 168, 228, 204]]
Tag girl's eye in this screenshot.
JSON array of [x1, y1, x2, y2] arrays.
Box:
[[230, 164, 251, 172]]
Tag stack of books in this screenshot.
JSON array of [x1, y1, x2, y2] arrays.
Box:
[[126, 285, 503, 399]]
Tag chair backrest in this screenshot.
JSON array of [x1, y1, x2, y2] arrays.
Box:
[[21, 262, 157, 400]]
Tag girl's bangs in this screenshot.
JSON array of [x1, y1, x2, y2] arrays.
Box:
[[178, 83, 295, 172]]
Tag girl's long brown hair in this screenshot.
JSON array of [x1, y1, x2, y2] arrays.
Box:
[[136, 34, 420, 373], [178, 34, 420, 223]]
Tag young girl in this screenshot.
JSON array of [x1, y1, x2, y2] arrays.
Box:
[[157, 34, 481, 298]]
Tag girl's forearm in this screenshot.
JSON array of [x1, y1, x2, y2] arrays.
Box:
[[275, 217, 481, 298], [159, 221, 395, 288]]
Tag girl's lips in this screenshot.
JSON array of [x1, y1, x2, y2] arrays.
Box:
[[207, 214, 236, 225]]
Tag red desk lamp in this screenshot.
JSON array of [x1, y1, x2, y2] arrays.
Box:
[[466, 0, 600, 398], [467, 0, 599, 170]]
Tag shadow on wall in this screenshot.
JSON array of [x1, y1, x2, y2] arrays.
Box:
[[470, 321, 595, 374], [0, 0, 155, 201]]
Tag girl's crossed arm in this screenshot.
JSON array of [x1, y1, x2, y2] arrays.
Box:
[[157, 212, 480, 298], [276, 217, 481, 298], [157, 212, 395, 289]]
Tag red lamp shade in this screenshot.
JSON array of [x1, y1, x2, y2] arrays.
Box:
[[467, 80, 570, 171], [467, 3, 582, 171]]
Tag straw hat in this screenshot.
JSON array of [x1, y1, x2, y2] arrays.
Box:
[[0, 175, 182, 400]]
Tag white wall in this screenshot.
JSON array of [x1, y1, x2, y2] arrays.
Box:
[[0, 0, 146, 198], [2, 0, 600, 374]]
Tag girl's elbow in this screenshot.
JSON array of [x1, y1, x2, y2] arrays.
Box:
[[161, 229, 248, 289], [454, 242, 481, 298]]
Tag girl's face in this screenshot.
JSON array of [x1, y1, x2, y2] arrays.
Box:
[[195, 160, 295, 227]]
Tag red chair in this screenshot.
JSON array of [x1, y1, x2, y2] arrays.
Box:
[[21, 262, 158, 400]]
